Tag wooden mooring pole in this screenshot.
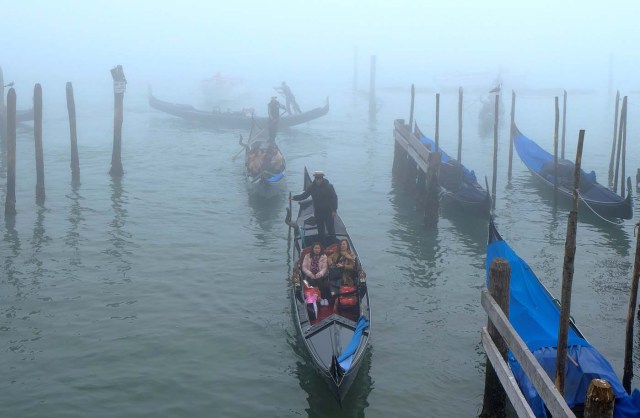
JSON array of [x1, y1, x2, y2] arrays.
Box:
[[0, 66, 5, 144], [34, 84, 45, 204], [480, 257, 511, 418], [66, 82, 80, 184], [584, 379, 615, 418], [621, 97, 627, 198], [110, 65, 126, 177], [491, 94, 499, 210], [608, 91, 620, 188], [622, 220, 640, 392], [553, 97, 560, 206], [435, 93, 440, 152], [508, 90, 515, 180], [408, 84, 415, 130], [613, 96, 627, 194], [555, 129, 585, 395], [561, 90, 567, 160], [368, 55, 376, 121], [457, 87, 463, 163], [5, 88, 16, 216]]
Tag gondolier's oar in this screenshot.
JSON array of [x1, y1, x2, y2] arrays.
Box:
[[232, 134, 248, 161], [288, 192, 293, 244]]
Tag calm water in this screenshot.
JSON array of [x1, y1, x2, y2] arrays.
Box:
[[1, 81, 639, 417]]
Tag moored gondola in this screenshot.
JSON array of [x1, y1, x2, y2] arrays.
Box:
[[513, 125, 632, 220], [285, 168, 371, 403], [394, 119, 491, 215], [487, 217, 640, 417], [148, 87, 329, 129]]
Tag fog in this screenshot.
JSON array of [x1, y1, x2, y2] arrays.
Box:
[[2, 1, 639, 98]]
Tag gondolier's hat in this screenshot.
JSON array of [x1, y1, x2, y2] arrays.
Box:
[[313, 171, 325, 177]]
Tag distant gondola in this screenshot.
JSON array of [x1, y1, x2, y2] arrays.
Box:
[[394, 119, 491, 215], [513, 125, 632, 220], [240, 119, 286, 199], [487, 217, 640, 417], [148, 87, 329, 129], [286, 168, 371, 403]]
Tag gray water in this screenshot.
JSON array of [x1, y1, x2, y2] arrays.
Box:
[[1, 81, 639, 417]]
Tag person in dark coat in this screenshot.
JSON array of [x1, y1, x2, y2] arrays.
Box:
[[267, 96, 284, 143], [291, 171, 338, 245]]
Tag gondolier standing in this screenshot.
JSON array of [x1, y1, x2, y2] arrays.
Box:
[[275, 81, 302, 115], [268, 96, 284, 143], [291, 171, 338, 246]]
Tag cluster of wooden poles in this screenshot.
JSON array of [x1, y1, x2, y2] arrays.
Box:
[[392, 83, 639, 415], [1, 65, 127, 217], [392, 85, 631, 227]]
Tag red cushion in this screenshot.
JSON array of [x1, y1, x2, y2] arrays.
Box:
[[338, 286, 358, 306], [324, 243, 338, 257]]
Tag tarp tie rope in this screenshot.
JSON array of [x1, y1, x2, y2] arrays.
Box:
[[577, 190, 625, 226]]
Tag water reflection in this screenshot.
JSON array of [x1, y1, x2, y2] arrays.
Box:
[[65, 184, 85, 267], [388, 186, 441, 289], [524, 176, 631, 255], [105, 176, 132, 283], [287, 329, 373, 417], [248, 192, 286, 246], [3, 215, 22, 292], [28, 205, 51, 290]]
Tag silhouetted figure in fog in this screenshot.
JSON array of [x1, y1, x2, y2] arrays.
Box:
[[268, 96, 285, 143], [275, 82, 302, 115]]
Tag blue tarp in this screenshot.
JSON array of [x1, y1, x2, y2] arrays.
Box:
[[265, 171, 284, 182], [419, 136, 477, 183], [337, 316, 368, 371], [487, 232, 640, 417]]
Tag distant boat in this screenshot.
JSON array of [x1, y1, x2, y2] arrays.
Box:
[[393, 119, 491, 216], [286, 167, 371, 403], [487, 217, 640, 417], [148, 87, 329, 129], [240, 119, 286, 199], [513, 125, 632, 220]]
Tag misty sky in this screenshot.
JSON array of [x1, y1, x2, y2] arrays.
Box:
[[2, 1, 639, 95]]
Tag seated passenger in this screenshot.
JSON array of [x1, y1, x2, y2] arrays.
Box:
[[263, 145, 284, 173], [328, 239, 357, 299], [301, 242, 329, 303]]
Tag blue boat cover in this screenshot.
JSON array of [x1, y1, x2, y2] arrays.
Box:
[[513, 131, 629, 204], [265, 172, 285, 182], [337, 315, 369, 371], [487, 234, 640, 417], [419, 136, 477, 184]]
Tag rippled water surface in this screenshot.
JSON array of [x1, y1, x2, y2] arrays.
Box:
[[1, 83, 639, 417]]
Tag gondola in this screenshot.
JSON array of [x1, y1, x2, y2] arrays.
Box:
[[513, 125, 632, 220], [394, 119, 491, 215], [148, 87, 329, 129], [240, 119, 286, 199], [487, 218, 640, 417], [286, 168, 371, 403]]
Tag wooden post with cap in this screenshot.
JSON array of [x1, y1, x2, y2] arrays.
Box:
[[584, 379, 614, 417], [110, 65, 126, 177], [479, 257, 511, 418], [622, 217, 640, 392]]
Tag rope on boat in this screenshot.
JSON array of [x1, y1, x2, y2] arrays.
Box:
[[577, 190, 625, 226]]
